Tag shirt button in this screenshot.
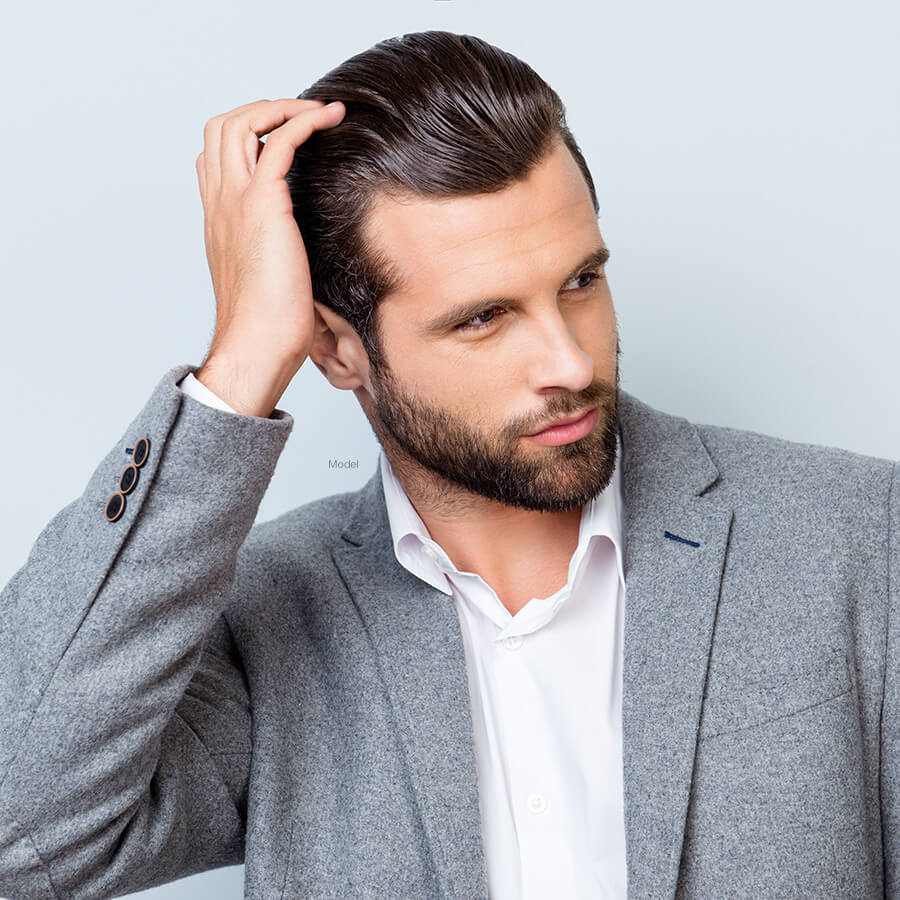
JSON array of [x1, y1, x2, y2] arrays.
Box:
[[502, 635, 523, 650], [526, 793, 548, 814]]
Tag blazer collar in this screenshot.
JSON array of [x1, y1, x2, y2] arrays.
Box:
[[335, 388, 732, 900]]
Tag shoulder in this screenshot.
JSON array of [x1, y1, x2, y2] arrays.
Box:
[[683, 411, 896, 561], [235, 484, 363, 580], [620, 388, 895, 533], [620, 389, 895, 505], [694, 414, 895, 480], [221, 480, 377, 641], [692, 416, 895, 508]]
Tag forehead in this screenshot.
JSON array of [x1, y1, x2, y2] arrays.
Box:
[[363, 140, 603, 314]]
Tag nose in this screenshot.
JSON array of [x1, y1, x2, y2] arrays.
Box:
[[524, 307, 595, 395]]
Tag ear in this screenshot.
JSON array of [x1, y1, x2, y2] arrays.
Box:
[[308, 301, 373, 392]]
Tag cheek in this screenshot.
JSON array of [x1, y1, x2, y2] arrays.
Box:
[[435, 354, 521, 427], [581, 294, 617, 370], [379, 336, 501, 422]]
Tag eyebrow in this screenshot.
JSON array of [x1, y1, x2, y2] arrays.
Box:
[[423, 244, 611, 334]]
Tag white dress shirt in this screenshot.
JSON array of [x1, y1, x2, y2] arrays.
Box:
[[178, 371, 628, 899]]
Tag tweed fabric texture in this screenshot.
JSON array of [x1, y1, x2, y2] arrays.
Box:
[[0, 363, 896, 899]]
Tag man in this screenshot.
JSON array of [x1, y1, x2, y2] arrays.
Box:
[[0, 29, 896, 900]]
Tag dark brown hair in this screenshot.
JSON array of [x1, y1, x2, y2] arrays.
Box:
[[287, 30, 598, 373]]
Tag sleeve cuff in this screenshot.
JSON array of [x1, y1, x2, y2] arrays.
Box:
[[177, 372, 240, 416]]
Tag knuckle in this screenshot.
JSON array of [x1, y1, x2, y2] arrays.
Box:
[[203, 115, 224, 138], [220, 114, 242, 135], [241, 186, 269, 217], [261, 127, 286, 147], [239, 185, 261, 210]]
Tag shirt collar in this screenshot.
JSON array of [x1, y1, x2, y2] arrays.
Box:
[[380, 432, 626, 595]]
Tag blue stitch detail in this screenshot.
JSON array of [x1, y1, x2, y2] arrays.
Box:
[[664, 530, 700, 548]]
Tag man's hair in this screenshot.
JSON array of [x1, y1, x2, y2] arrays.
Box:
[[286, 30, 598, 373]]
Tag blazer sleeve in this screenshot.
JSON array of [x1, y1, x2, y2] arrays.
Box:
[[0, 364, 293, 899], [882, 460, 900, 896]]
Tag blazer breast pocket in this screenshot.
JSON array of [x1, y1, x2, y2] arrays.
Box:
[[698, 646, 853, 741]]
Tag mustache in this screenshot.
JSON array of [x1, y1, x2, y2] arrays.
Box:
[[510, 378, 617, 437]]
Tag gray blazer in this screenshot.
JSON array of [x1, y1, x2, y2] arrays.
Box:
[[0, 363, 897, 899]]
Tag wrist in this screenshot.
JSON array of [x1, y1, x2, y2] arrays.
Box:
[[195, 352, 299, 418]]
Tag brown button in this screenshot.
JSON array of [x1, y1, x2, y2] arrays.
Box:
[[119, 464, 139, 495], [104, 492, 126, 522], [132, 437, 151, 468]]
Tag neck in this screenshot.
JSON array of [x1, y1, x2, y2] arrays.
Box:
[[384, 446, 583, 603]]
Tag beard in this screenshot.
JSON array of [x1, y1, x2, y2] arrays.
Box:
[[363, 346, 620, 513]]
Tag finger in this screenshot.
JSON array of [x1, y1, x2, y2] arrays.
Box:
[[217, 99, 330, 191], [202, 98, 324, 196], [252, 102, 345, 185], [248, 137, 266, 175], [202, 99, 277, 196]]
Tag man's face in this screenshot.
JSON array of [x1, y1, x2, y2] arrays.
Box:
[[359, 139, 620, 513]]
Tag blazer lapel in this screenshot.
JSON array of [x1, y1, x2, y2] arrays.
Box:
[[617, 391, 733, 899], [332, 472, 488, 900]]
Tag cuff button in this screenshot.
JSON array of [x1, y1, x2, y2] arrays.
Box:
[[132, 437, 151, 468], [119, 464, 139, 495], [104, 492, 126, 522]]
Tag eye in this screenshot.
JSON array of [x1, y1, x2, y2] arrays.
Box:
[[454, 268, 605, 334], [564, 269, 604, 291], [456, 306, 505, 332]]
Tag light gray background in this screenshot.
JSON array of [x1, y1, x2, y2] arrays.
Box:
[[1, 0, 897, 897]]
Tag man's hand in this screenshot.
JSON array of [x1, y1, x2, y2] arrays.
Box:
[[194, 98, 346, 417]]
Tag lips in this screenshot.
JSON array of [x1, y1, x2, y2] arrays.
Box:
[[527, 406, 597, 436]]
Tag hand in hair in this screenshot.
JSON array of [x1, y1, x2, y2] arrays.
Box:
[[194, 98, 346, 417]]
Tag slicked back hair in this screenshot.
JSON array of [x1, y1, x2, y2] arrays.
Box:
[[287, 30, 599, 374]]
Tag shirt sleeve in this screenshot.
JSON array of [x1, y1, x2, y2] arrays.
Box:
[[177, 371, 241, 416]]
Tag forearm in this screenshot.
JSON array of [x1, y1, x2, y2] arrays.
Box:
[[0, 363, 292, 897]]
